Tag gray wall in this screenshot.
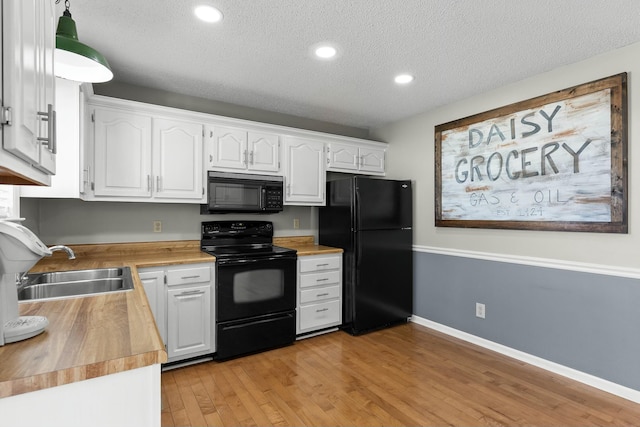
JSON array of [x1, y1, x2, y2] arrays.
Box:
[[415, 251, 640, 390], [372, 41, 640, 392], [93, 81, 370, 139], [21, 198, 317, 245]]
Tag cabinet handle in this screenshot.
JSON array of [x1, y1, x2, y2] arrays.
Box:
[[209, 154, 213, 163], [37, 104, 56, 154], [249, 151, 254, 165], [243, 150, 248, 166], [316, 263, 329, 267], [181, 275, 201, 280], [156, 176, 162, 192], [316, 292, 329, 297], [82, 165, 90, 194], [177, 289, 203, 297], [316, 308, 329, 313], [359, 155, 364, 167], [147, 175, 151, 192], [316, 278, 329, 282]]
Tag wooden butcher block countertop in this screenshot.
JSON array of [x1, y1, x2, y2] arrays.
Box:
[[0, 240, 214, 398], [274, 236, 343, 256], [0, 238, 341, 398]]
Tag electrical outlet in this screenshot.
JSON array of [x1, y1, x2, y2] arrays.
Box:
[[293, 218, 300, 229], [153, 220, 162, 233], [475, 302, 486, 319]]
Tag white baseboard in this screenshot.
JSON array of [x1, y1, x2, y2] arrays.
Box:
[[410, 315, 640, 404]]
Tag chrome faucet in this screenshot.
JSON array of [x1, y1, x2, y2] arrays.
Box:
[[48, 245, 76, 260]]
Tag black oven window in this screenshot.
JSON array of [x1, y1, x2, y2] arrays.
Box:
[[233, 269, 284, 303], [214, 184, 260, 206]]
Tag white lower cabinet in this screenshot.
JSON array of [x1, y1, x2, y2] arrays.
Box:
[[296, 253, 342, 336], [138, 262, 215, 364], [138, 269, 167, 346]]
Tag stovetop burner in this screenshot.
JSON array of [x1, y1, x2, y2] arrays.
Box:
[[202, 244, 295, 258], [201, 220, 296, 259]]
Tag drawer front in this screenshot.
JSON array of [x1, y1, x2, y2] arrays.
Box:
[[299, 270, 340, 289], [166, 265, 211, 287], [299, 300, 341, 332], [298, 255, 341, 273], [300, 284, 340, 304]]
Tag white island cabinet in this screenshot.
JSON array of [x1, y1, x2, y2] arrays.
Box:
[[0, 365, 161, 427]]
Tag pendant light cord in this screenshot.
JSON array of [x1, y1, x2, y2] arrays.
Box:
[[55, 0, 72, 18]]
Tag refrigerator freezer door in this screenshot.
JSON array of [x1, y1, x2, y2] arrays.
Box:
[[350, 228, 413, 334], [355, 178, 412, 230]]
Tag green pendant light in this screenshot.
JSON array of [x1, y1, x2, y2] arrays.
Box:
[[54, 0, 113, 83]]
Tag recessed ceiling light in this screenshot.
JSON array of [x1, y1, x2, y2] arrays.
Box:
[[394, 74, 415, 84], [313, 44, 338, 60], [194, 5, 223, 23]]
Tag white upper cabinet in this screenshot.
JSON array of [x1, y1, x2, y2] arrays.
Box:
[[248, 131, 280, 173], [20, 78, 84, 198], [326, 141, 386, 175], [1, 0, 56, 185], [86, 97, 205, 203], [92, 106, 153, 198], [34, 93, 388, 205], [153, 118, 203, 200], [206, 125, 280, 174], [283, 136, 325, 205]]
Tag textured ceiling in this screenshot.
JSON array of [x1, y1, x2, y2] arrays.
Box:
[[58, 0, 640, 130]]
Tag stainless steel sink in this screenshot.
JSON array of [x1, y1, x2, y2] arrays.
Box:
[[18, 267, 134, 301]]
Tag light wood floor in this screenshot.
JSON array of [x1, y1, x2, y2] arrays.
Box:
[[161, 323, 640, 426]]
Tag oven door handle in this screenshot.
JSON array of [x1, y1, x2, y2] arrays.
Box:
[[217, 255, 295, 266]]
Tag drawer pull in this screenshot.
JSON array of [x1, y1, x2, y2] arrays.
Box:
[[316, 308, 329, 313], [316, 263, 330, 267], [181, 275, 201, 280], [178, 290, 203, 296], [317, 293, 329, 297], [316, 278, 329, 282]]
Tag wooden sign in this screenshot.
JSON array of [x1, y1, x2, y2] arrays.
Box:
[[435, 73, 627, 233]]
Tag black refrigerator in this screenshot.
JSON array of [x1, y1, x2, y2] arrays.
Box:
[[318, 176, 413, 335]]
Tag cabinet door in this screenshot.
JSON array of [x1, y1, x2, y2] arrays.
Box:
[[166, 285, 212, 359], [326, 142, 359, 172], [2, 0, 44, 166], [359, 147, 386, 174], [34, 0, 56, 174], [283, 137, 325, 205], [138, 269, 166, 346], [153, 118, 204, 201], [208, 126, 247, 170], [93, 107, 152, 197], [248, 132, 280, 173]]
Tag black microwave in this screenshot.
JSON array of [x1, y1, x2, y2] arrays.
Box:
[[201, 171, 284, 214]]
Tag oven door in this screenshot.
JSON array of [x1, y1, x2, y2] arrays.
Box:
[[216, 254, 296, 322]]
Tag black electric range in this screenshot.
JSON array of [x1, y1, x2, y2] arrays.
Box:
[[201, 220, 297, 360]]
